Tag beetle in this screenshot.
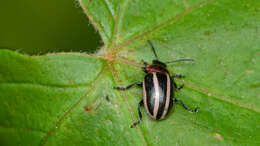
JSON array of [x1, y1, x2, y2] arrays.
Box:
[[114, 40, 199, 128]]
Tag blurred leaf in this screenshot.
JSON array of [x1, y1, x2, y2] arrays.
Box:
[[0, 0, 102, 54], [1, 0, 260, 145]]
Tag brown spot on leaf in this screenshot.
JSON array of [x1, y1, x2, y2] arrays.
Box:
[[84, 105, 92, 111]]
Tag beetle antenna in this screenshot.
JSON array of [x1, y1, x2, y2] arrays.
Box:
[[165, 59, 195, 64], [147, 40, 159, 60]]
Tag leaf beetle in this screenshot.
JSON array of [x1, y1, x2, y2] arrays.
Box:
[[114, 40, 199, 128]]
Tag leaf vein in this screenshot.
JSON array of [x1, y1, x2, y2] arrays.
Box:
[[40, 66, 107, 146], [109, 0, 128, 48], [184, 80, 260, 113], [0, 124, 47, 134], [108, 62, 148, 146], [113, 0, 214, 52], [0, 82, 93, 89]]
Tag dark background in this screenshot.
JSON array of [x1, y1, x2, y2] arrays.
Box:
[[0, 0, 102, 55]]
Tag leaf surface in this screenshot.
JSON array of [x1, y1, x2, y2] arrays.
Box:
[[1, 0, 260, 145]]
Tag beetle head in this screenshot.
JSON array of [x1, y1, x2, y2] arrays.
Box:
[[142, 60, 169, 74], [152, 60, 167, 68]]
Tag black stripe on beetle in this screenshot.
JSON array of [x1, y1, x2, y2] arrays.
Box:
[[114, 40, 199, 128]]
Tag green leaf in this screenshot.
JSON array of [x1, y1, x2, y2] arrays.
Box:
[[1, 0, 260, 145]]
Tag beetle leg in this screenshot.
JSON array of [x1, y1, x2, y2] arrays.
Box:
[[141, 60, 148, 73], [114, 82, 142, 90], [172, 75, 184, 91], [173, 82, 184, 91], [177, 84, 184, 91], [131, 100, 143, 128], [172, 74, 185, 78], [175, 97, 199, 113]]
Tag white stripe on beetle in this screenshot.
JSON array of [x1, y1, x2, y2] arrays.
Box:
[[153, 72, 160, 119], [160, 73, 171, 119], [143, 75, 153, 117]]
